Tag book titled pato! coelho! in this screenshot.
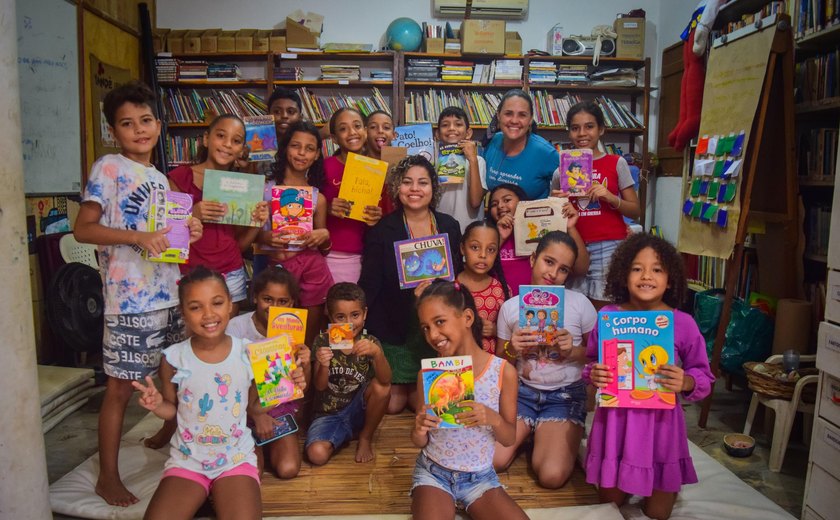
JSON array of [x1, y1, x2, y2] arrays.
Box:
[[246, 335, 304, 408], [597, 310, 676, 410], [421, 356, 474, 428]]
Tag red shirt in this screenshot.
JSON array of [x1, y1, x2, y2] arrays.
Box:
[[168, 165, 244, 274], [573, 154, 628, 243]]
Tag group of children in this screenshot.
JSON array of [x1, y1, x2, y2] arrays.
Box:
[[75, 80, 713, 520]]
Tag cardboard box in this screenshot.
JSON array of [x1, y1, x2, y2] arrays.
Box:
[[505, 31, 522, 56], [461, 19, 506, 55], [614, 17, 645, 59], [445, 30, 461, 54], [425, 37, 444, 54], [217, 30, 237, 53], [254, 30, 272, 52], [184, 30, 204, 54], [286, 17, 320, 49], [201, 28, 221, 54], [152, 28, 170, 54], [269, 30, 287, 52], [167, 29, 187, 54], [235, 29, 257, 52]]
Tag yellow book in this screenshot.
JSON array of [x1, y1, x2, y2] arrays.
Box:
[[246, 335, 304, 407], [337, 152, 387, 222], [267, 306, 308, 345]]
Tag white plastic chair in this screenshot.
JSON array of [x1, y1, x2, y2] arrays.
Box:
[[59, 234, 98, 269], [743, 354, 818, 472]]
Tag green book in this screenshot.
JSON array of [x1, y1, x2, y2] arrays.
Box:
[[202, 169, 265, 227]]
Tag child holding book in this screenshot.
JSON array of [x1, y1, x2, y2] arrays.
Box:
[[411, 281, 526, 520], [168, 114, 268, 316], [493, 231, 595, 489], [322, 107, 385, 283], [132, 267, 303, 519], [456, 221, 509, 354], [259, 121, 333, 347], [550, 101, 641, 308], [435, 106, 487, 232], [73, 82, 203, 506], [585, 233, 714, 520], [364, 109, 396, 161], [226, 266, 310, 479], [306, 283, 392, 464]]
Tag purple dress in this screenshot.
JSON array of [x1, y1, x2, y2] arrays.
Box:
[[584, 306, 715, 496]]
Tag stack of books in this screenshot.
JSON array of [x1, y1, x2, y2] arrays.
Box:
[[165, 134, 201, 165], [528, 61, 557, 84], [556, 64, 589, 85], [407, 58, 441, 82], [531, 91, 583, 127], [441, 61, 473, 83], [444, 40, 461, 53], [795, 49, 839, 103], [274, 67, 304, 81], [155, 57, 178, 83], [470, 63, 495, 84], [493, 59, 522, 85], [178, 61, 208, 81], [320, 65, 361, 81], [594, 96, 643, 129], [207, 63, 241, 82], [589, 68, 637, 87], [369, 69, 393, 81]]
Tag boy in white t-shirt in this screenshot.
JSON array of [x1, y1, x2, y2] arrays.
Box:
[[435, 107, 487, 232]]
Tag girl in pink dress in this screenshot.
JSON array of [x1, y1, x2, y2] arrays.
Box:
[[584, 233, 715, 520]]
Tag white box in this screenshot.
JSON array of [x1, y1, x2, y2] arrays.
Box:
[[819, 372, 840, 427], [802, 505, 825, 520], [818, 321, 840, 377], [805, 462, 840, 519], [547, 24, 563, 55], [812, 418, 840, 476], [827, 269, 840, 325]]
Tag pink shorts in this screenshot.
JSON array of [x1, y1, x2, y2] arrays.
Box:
[[325, 251, 362, 284], [162, 463, 260, 496], [272, 249, 334, 307]]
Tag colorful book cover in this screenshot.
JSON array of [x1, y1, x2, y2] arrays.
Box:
[[246, 335, 304, 408], [267, 306, 308, 345], [436, 144, 465, 184], [270, 185, 313, 252], [393, 233, 454, 289], [597, 310, 676, 410], [512, 197, 568, 257], [518, 285, 565, 344], [244, 115, 278, 162], [327, 323, 354, 350], [559, 148, 593, 196], [202, 169, 265, 227], [337, 152, 387, 223], [392, 123, 435, 164], [421, 356, 474, 428], [145, 189, 192, 264]]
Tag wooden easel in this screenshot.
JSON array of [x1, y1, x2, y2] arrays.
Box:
[[698, 16, 797, 428]]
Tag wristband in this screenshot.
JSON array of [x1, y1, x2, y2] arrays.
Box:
[[610, 197, 622, 210], [503, 341, 516, 358]]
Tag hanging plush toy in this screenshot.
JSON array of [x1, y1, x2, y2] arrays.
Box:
[[668, 0, 722, 151]]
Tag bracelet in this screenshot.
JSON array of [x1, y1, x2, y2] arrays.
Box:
[[610, 197, 622, 210], [503, 341, 516, 358]]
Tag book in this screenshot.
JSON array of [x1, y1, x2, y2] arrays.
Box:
[[267, 306, 308, 344], [559, 148, 593, 196], [202, 169, 265, 227], [327, 323, 354, 350], [518, 285, 565, 344], [393, 233, 455, 289], [420, 356, 474, 428], [337, 152, 387, 222], [145, 189, 192, 264], [596, 310, 676, 410], [269, 185, 314, 252], [392, 123, 435, 163], [512, 198, 568, 256], [436, 144, 466, 184], [244, 115, 278, 162], [246, 335, 305, 408]]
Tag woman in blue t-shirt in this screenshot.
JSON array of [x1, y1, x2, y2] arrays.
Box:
[[481, 89, 559, 200]]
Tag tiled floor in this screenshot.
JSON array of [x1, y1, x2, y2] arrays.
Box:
[[45, 379, 807, 519]]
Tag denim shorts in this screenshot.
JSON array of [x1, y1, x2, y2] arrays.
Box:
[[567, 239, 621, 301], [304, 385, 366, 449], [410, 451, 502, 510], [517, 380, 587, 429], [224, 266, 248, 303]]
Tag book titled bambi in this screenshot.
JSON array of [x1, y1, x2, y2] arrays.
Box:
[[421, 356, 474, 428]]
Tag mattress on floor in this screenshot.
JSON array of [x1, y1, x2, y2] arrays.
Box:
[[38, 365, 95, 406], [41, 379, 97, 417], [42, 387, 100, 433], [49, 414, 795, 520]]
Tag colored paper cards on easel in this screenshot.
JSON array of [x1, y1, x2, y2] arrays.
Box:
[[685, 130, 745, 228]]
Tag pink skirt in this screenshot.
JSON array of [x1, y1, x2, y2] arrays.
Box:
[[325, 251, 362, 284]]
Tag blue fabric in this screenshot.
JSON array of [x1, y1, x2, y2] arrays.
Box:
[[516, 380, 587, 428], [481, 133, 558, 200], [410, 452, 502, 510], [304, 384, 367, 449]]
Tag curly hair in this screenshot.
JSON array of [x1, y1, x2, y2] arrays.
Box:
[[103, 81, 157, 127], [604, 234, 687, 308], [271, 120, 325, 190], [326, 282, 367, 315], [385, 155, 442, 210]]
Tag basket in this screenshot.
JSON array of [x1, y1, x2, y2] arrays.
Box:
[[743, 361, 818, 402]]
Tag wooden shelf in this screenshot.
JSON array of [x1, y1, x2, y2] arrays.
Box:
[[805, 253, 828, 263], [275, 51, 394, 60], [715, 0, 778, 28], [529, 84, 644, 95], [797, 23, 840, 47], [403, 52, 646, 70], [166, 52, 269, 60], [796, 97, 840, 114], [799, 177, 836, 187], [159, 80, 267, 87], [273, 80, 392, 86], [405, 81, 522, 89]]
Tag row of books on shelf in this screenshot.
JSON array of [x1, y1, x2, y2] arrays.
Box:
[[795, 49, 840, 103], [716, 1, 790, 36], [796, 0, 840, 38], [160, 88, 267, 124], [296, 87, 390, 124], [806, 203, 832, 256], [799, 127, 839, 180], [165, 135, 201, 165], [404, 89, 502, 125], [532, 92, 643, 129], [156, 58, 244, 82]]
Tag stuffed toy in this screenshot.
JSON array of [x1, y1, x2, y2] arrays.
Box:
[[669, 0, 722, 151]]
